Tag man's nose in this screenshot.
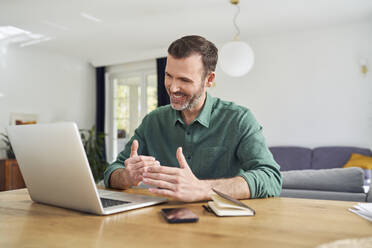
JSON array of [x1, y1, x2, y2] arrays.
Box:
[[169, 80, 181, 93]]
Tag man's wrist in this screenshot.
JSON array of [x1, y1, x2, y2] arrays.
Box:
[[200, 180, 213, 200], [110, 168, 130, 189]]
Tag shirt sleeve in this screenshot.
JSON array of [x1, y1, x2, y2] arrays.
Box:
[[103, 116, 149, 188], [235, 111, 282, 198]]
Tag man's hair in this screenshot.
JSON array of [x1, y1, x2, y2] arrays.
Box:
[[167, 35, 218, 79]]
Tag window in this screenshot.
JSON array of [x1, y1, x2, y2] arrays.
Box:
[[105, 60, 157, 162]]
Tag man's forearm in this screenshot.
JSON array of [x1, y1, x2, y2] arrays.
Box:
[[203, 176, 251, 200]]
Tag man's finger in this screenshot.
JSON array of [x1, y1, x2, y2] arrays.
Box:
[[127, 156, 156, 165], [147, 165, 180, 175], [143, 171, 178, 184], [132, 160, 159, 169], [148, 187, 176, 198], [142, 177, 176, 191], [139, 155, 156, 161], [130, 139, 139, 157], [176, 147, 189, 170], [128, 162, 145, 171]]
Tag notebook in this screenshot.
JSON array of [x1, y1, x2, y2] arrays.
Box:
[[207, 189, 255, 216], [7, 122, 167, 215]]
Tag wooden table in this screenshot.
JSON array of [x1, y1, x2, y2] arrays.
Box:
[[0, 188, 371, 248]]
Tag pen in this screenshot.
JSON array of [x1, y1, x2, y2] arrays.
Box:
[[202, 205, 213, 213]]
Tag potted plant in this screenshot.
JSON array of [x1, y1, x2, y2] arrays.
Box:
[[0, 133, 15, 159], [79, 126, 108, 183]]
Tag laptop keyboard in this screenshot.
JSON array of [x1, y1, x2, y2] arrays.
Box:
[[100, 197, 130, 208]]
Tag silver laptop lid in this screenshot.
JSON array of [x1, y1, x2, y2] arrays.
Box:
[[8, 122, 103, 214]]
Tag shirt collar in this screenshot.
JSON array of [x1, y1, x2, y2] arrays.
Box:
[[194, 92, 214, 128], [172, 92, 214, 128], [173, 109, 184, 126]]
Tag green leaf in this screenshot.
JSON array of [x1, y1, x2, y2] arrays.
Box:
[[79, 125, 108, 183], [0, 132, 15, 159]]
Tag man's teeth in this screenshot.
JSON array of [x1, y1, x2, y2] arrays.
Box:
[[173, 94, 185, 98]]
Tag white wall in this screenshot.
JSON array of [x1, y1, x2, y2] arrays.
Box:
[[0, 45, 96, 159], [210, 20, 372, 148], [2, 19, 369, 160]]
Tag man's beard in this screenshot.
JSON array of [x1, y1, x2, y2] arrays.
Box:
[[168, 84, 205, 111]]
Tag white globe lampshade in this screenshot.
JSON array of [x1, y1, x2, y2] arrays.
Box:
[[219, 40, 255, 77]]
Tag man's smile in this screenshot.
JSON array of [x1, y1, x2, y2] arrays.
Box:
[[170, 92, 188, 103]]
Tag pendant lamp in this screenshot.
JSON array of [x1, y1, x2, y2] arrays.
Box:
[[219, 0, 254, 77]]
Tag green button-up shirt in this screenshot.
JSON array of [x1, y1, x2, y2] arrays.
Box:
[[104, 93, 282, 198]]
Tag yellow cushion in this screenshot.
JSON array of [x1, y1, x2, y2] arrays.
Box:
[[343, 153, 372, 170]]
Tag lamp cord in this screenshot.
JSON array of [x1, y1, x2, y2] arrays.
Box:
[[233, 4, 240, 40]]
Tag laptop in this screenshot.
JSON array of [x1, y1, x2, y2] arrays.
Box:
[[7, 122, 167, 215]]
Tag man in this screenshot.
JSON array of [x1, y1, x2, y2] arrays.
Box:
[[104, 35, 282, 202]]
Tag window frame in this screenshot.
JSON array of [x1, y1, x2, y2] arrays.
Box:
[[105, 60, 157, 162]]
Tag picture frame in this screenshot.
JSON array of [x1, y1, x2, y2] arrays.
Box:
[[9, 113, 38, 125]]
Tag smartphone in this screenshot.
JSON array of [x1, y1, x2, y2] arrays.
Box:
[[161, 208, 199, 223]]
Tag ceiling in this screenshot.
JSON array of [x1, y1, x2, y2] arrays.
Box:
[[1, 0, 372, 66]]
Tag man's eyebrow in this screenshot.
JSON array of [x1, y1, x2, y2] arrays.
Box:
[[179, 77, 192, 82], [165, 72, 192, 82]]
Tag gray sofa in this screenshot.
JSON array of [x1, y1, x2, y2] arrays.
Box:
[[269, 146, 372, 202]]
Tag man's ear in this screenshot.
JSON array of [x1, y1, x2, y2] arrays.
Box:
[[205, 72, 215, 88]]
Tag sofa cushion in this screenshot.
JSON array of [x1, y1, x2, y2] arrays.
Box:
[[270, 146, 312, 171], [282, 167, 365, 193], [280, 189, 367, 202], [312, 146, 372, 170]]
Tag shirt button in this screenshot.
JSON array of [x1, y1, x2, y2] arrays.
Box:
[[187, 156, 192, 160], [186, 132, 191, 135]]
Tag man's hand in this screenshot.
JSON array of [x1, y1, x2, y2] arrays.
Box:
[[110, 140, 159, 189], [142, 147, 212, 202]]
